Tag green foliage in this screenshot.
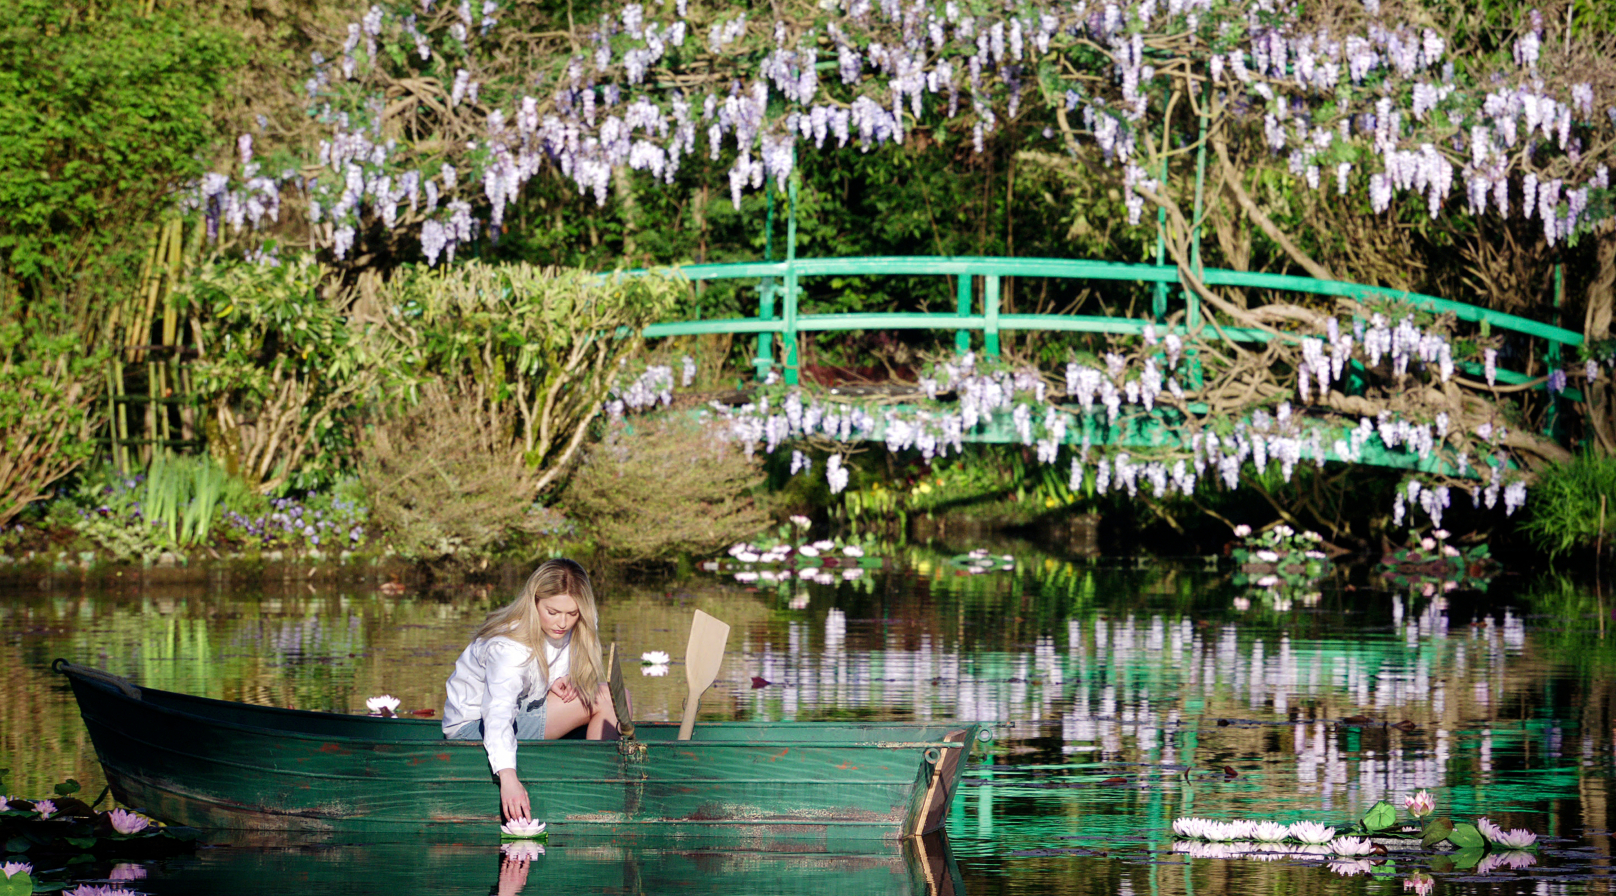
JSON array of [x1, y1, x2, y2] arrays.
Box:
[[372, 262, 686, 485], [1421, 817, 1454, 847], [1447, 822, 1486, 849], [1521, 451, 1616, 556], [1360, 800, 1396, 833], [0, 0, 237, 283], [180, 257, 382, 494], [0, 303, 103, 524], [563, 416, 771, 562], [50, 456, 257, 560], [357, 380, 571, 561]]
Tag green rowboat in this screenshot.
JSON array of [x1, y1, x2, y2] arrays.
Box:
[[57, 660, 981, 843]]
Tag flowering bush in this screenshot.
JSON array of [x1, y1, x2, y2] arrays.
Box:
[[1379, 529, 1497, 595], [1229, 524, 1332, 609]]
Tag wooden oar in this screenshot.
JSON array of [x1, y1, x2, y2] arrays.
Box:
[[677, 610, 730, 741], [605, 643, 635, 740]]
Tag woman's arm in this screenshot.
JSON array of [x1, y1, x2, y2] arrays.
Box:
[[483, 639, 534, 819]]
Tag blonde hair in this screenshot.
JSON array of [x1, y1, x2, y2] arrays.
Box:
[[475, 558, 603, 709]]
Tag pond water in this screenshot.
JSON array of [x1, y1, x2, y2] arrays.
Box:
[[2, 546, 1613, 896]]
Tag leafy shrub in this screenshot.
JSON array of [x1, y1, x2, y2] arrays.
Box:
[[564, 416, 770, 562], [1522, 452, 1616, 557], [357, 379, 565, 560]]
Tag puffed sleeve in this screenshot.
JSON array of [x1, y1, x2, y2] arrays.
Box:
[[480, 637, 533, 775]]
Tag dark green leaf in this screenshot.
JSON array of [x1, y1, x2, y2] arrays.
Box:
[[54, 778, 81, 796], [64, 836, 97, 849], [2, 837, 28, 853], [1420, 817, 1454, 848]]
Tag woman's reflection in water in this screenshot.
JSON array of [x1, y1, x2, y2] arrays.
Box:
[[494, 841, 544, 896]]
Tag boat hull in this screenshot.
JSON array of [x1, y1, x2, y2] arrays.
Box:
[[60, 662, 978, 843]]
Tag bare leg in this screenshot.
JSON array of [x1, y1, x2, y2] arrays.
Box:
[[586, 683, 619, 740], [543, 684, 622, 740]]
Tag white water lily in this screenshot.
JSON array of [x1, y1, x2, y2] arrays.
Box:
[[811, 540, 835, 551], [642, 663, 669, 677], [1329, 836, 1374, 857], [735, 551, 760, 563], [501, 840, 545, 861], [366, 695, 401, 714], [841, 544, 865, 557], [640, 651, 670, 665], [1252, 821, 1290, 842], [727, 543, 754, 557], [500, 819, 547, 838], [798, 546, 820, 557], [1288, 821, 1336, 844], [734, 571, 758, 583]]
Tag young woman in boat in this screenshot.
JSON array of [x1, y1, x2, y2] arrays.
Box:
[[442, 558, 620, 821]]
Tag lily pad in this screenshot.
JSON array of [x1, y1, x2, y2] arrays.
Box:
[[1451, 845, 1486, 870], [0, 871, 32, 896], [1448, 822, 1486, 850], [1420, 817, 1454, 848], [1360, 800, 1396, 832]]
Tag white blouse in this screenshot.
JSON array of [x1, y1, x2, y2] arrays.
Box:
[[442, 632, 571, 774]]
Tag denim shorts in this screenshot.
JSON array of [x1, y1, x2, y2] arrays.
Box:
[[448, 697, 548, 741]]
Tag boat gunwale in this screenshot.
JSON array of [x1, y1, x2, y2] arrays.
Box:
[[65, 667, 980, 752]]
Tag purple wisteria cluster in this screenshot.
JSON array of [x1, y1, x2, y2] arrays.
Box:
[[199, 0, 1611, 263], [219, 494, 368, 552], [701, 308, 1546, 525]]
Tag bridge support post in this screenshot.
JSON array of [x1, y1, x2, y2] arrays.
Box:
[[782, 172, 801, 386], [755, 190, 776, 381], [984, 275, 1001, 359], [956, 275, 973, 354]]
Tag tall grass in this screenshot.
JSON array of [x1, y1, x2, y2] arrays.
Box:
[[1522, 452, 1616, 557], [139, 453, 243, 545]]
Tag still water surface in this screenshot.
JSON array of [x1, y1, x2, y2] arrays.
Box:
[[2, 547, 1613, 895]]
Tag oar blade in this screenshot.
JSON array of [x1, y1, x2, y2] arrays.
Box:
[[677, 609, 730, 740], [606, 643, 635, 740]]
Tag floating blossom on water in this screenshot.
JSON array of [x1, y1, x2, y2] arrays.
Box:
[[1328, 859, 1375, 877], [841, 544, 864, 557], [642, 661, 670, 676], [34, 800, 56, 820], [1, 862, 31, 879], [107, 809, 151, 835], [641, 650, 670, 665], [1404, 872, 1435, 895], [1288, 821, 1336, 844], [366, 694, 402, 715], [1329, 836, 1374, 857], [108, 864, 146, 882], [1252, 821, 1290, 842], [65, 887, 142, 896], [1404, 789, 1435, 818], [1477, 817, 1537, 848], [501, 819, 547, 838]]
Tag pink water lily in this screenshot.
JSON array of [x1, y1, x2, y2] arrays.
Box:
[[1403, 872, 1435, 895], [1404, 789, 1435, 818], [1, 862, 32, 879], [34, 800, 56, 820], [1477, 817, 1537, 849], [107, 809, 150, 835], [64, 887, 140, 896]]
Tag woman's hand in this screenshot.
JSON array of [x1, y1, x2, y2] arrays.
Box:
[[497, 768, 531, 822], [549, 676, 579, 703]]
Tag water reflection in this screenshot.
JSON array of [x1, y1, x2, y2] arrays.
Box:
[[1, 553, 1613, 895], [78, 832, 960, 896]]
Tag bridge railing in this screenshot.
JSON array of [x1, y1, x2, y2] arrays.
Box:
[[629, 256, 1583, 395]]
